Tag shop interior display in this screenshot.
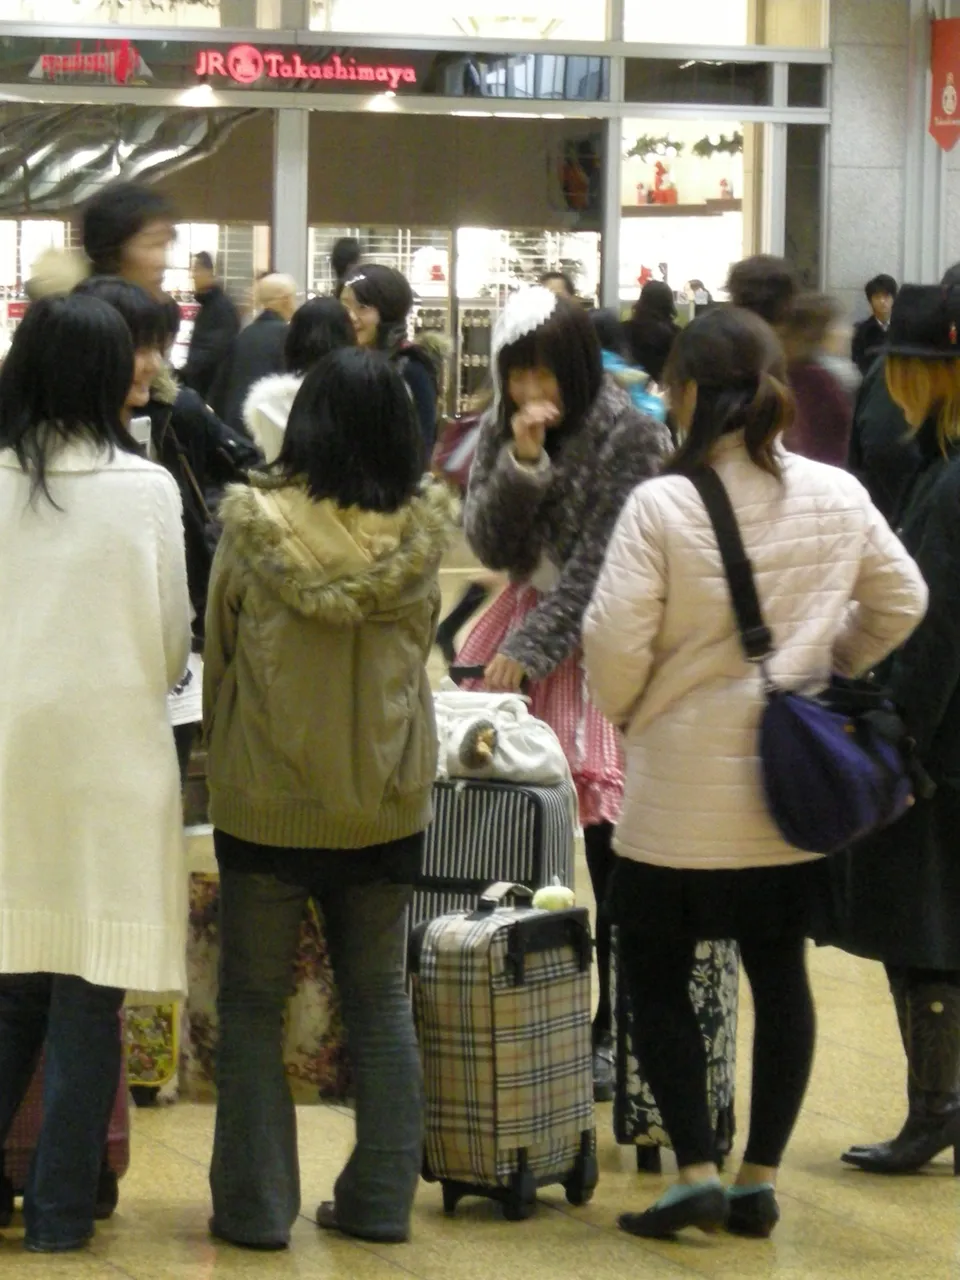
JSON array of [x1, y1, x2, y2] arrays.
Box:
[[309, 224, 598, 412], [621, 117, 747, 301]]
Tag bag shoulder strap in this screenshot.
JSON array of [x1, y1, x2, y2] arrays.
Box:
[[688, 469, 775, 662]]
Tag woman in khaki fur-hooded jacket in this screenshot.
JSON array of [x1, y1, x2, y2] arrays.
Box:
[[202, 347, 456, 1252]]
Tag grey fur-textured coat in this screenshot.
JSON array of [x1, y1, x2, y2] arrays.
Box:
[[464, 378, 670, 681]]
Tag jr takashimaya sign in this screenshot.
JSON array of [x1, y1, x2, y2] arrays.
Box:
[[195, 45, 418, 91]]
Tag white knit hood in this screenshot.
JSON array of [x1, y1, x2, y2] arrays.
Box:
[[491, 286, 559, 411], [242, 372, 304, 464]]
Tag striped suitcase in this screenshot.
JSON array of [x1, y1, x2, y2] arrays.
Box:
[[613, 932, 739, 1172], [0, 1042, 130, 1224], [410, 778, 576, 939], [410, 883, 598, 1220]]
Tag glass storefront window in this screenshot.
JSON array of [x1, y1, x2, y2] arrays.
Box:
[[310, 0, 606, 40], [11, 0, 289, 28], [619, 117, 763, 307], [625, 59, 772, 107], [623, 0, 828, 48]]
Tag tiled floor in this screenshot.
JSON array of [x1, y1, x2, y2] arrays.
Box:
[[3, 910, 958, 1278], [3, 559, 958, 1277]]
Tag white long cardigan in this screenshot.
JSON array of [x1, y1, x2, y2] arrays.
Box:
[[0, 442, 191, 993]]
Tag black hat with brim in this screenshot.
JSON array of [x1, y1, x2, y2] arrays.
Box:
[[887, 284, 960, 359]]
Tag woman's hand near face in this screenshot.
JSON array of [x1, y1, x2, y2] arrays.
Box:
[[485, 653, 527, 693], [511, 400, 560, 462]]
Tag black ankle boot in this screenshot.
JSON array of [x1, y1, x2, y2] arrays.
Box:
[[842, 983, 960, 1175]]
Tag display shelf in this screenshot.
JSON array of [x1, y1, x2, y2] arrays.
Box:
[[621, 200, 743, 218]]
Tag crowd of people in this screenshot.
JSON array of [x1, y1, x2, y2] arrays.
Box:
[[0, 177, 957, 1255]]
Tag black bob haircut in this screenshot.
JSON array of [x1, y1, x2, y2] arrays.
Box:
[[73, 276, 168, 351], [540, 271, 576, 297], [81, 182, 174, 276], [865, 273, 898, 302], [496, 296, 604, 443], [276, 347, 423, 513], [0, 293, 137, 504], [285, 297, 356, 376], [342, 264, 414, 349], [193, 250, 215, 272]]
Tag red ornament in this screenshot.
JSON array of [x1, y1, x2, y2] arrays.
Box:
[[951, 321, 958, 345]]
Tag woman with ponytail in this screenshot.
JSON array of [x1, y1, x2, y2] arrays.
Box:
[[583, 307, 926, 1241]]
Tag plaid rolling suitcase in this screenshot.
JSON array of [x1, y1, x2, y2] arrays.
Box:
[[409, 778, 576, 939], [410, 883, 598, 1220], [613, 933, 739, 1173], [0, 1038, 130, 1225]]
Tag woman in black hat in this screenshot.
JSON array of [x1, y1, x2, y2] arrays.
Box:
[[834, 284, 960, 1175]]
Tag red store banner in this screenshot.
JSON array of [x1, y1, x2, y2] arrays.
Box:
[[931, 18, 960, 150]]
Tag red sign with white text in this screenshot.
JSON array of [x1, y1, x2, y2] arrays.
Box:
[[195, 45, 417, 92], [28, 39, 152, 85], [931, 19, 960, 150]]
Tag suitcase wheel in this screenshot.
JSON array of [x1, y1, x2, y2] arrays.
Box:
[[0, 1175, 13, 1228], [95, 1168, 120, 1221], [503, 1170, 537, 1222], [131, 1085, 160, 1109], [441, 1180, 463, 1215], [635, 1145, 663, 1175], [565, 1135, 599, 1207]]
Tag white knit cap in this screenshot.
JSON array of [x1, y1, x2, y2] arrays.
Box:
[[491, 286, 559, 409]]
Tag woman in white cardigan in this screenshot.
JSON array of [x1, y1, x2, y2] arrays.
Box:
[[583, 307, 927, 1241], [0, 294, 190, 1253]]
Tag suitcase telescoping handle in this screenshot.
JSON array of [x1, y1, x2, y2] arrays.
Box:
[[475, 882, 535, 912], [448, 664, 531, 695]]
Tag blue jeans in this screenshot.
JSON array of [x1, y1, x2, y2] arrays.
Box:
[[210, 832, 424, 1246], [0, 974, 124, 1250]]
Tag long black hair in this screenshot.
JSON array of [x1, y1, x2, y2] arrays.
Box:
[[0, 293, 137, 503], [73, 275, 167, 351], [276, 347, 423, 512], [285, 297, 355, 376], [664, 306, 794, 480], [343, 264, 414, 352], [497, 296, 603, 448]]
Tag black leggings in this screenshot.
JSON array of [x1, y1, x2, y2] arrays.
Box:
[[619, 929, 816, 1169], [584, 823, 615, 1040]]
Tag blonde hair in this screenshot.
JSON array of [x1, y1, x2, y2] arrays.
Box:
[[886, 356, 960, 447]]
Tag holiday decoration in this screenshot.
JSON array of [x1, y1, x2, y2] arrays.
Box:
[[692, 131, 744, 159], [626, 133, 684, 163]]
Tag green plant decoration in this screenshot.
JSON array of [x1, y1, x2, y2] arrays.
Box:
[[691, 131, 744, 159], [626, 133, 685, 162]]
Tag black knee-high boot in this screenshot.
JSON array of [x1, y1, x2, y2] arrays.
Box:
[[842, 978, 960, 1174]]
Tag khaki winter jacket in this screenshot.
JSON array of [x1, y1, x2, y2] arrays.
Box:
[[203, 473, 457, 850]]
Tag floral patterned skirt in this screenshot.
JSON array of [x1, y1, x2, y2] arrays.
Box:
[[612, 932, 739, 1154], [456, 583, 624, 829]]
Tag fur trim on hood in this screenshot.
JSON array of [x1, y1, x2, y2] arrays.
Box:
[[151, 363, 180, 407], [242, 372, 304, 463], [219, 474, 459, 623]]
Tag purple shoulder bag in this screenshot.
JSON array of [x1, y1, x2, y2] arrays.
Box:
[[690, 468, 919, 856]]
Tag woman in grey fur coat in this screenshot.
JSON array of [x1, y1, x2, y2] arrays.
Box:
[[456, 286, 671, 1098]]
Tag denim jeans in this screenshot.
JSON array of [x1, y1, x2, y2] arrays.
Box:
[[210, 832, 424, 1246], [0, 973, 124, 1250]]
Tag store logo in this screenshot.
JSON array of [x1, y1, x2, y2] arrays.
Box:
[[195, 46, 417, 91], [29, 39, 151, 86]]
